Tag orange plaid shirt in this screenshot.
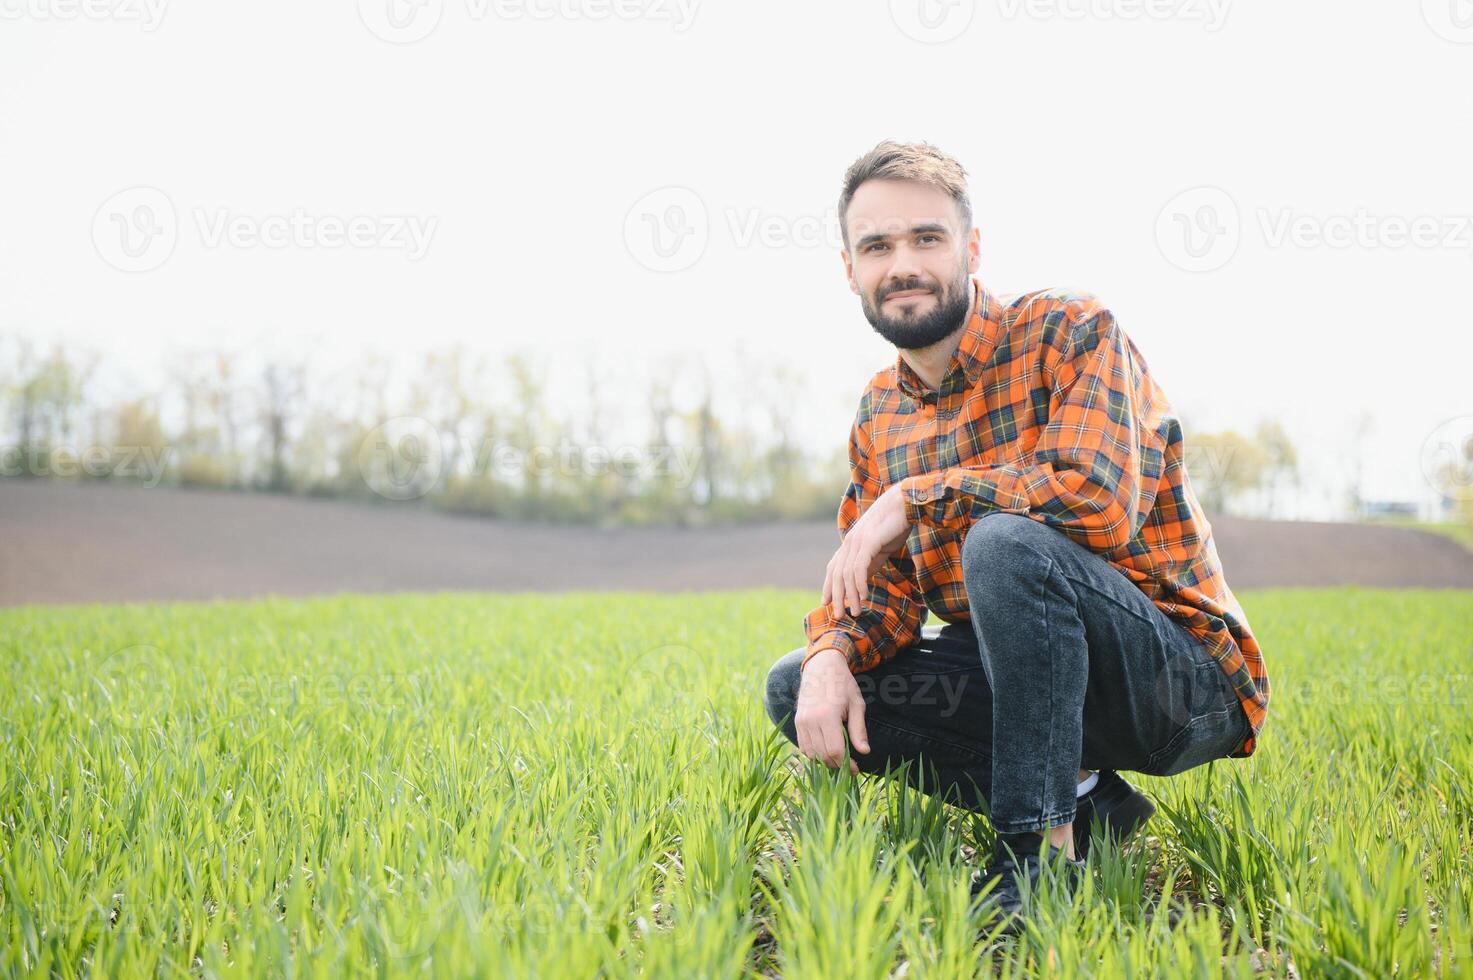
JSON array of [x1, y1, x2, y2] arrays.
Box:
[[803, 276, 1270, 758]]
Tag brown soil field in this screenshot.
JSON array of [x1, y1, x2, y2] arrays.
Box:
[[3, 481, 1471, 607]]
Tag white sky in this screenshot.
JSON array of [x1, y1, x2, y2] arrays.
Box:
[[2, 0, 1471, 519]]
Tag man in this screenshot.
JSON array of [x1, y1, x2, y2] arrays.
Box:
[[762, 140, 1271, 931]]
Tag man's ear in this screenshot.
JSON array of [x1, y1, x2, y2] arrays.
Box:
[[966, 226, 981, 275], [841, 250, 860, 295]]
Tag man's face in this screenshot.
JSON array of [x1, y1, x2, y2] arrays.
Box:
[[842, 178, 981, 350]]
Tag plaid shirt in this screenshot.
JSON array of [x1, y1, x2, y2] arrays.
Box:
[[803, 276, 1270, 758]]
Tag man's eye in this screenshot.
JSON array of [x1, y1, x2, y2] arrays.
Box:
[[867, 243, 888, 253], [918, 234, 940, 244]]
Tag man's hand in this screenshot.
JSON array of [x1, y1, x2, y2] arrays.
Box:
[[795, 648, 869, 774], [823, 482, 913, 620]]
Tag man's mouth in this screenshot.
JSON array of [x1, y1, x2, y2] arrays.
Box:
[[885, 289, 933, 302]]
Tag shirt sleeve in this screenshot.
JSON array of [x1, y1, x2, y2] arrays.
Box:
[[802, 392, 929, 673], [898, 297, 1164, 555]]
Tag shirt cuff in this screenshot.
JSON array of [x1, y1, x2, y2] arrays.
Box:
[[901, 473, 954, 528], [901, 468, 1032, 531], [801, 630, 858, 670]]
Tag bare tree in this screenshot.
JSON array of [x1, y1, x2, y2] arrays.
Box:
[[1346, 411, 1375, 519], [1254, 419, 1299, 518], [259, 360, 306, 492], [1186, 429, 1269, 517], [6, 342, 93, 469]]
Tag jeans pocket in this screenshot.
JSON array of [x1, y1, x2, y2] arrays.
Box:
[[1143, 656, 1245, 777]]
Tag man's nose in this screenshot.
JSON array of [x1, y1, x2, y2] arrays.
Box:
[[885, 243, 927, 286]]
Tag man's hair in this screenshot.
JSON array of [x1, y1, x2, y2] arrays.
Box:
[[838, 140, 972, 252]]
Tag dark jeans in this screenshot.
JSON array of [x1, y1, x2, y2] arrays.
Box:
[[765, 512, 1250, 834]]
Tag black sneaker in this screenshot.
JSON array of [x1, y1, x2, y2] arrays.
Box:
[[969, 831, 1085, 935], [1072, 769, 1155, 860]]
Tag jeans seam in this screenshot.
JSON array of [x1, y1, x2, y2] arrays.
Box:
[[992, 803, 1078, 835], [1056, 569, 1157, 628], [1042, 554, 1059, 827], [1144, 704, 1239, 770]]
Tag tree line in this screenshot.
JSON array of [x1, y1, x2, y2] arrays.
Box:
[[2, 335, 1326, 525], [0, 337, 848, 525]]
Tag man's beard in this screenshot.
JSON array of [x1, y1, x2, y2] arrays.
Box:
[[860, 268, 973, 350]]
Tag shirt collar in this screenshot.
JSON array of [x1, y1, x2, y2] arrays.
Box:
[[894, 276, 1001, 407]]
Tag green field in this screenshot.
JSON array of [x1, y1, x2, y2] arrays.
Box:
[[2, 588, 1471, 977], [1367, 518, 1473, 555]]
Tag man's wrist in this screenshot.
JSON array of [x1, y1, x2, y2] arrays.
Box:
[[797, 647, 860, 705], [803, 628, 856, 670]]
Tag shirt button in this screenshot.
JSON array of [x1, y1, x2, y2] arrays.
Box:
[[912, 488, 932, 502]]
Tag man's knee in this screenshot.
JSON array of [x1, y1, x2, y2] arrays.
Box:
[[961, 512, 1050, 584], [764, 648, 805, 738]]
